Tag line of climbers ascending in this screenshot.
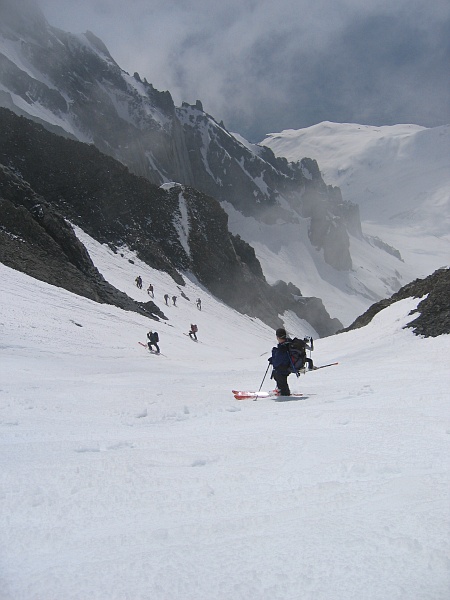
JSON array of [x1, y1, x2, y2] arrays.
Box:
[[135, 276, 202, 354], [135, 275, 201, 311]]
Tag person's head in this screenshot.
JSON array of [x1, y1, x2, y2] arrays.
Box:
[[276, 327, 287, 340]]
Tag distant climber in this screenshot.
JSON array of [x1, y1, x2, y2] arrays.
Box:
[[147, 330, 160, 354]]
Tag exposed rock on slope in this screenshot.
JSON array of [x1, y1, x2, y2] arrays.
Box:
[[341, 268, 450, 337], [0, 165, 164, 320]]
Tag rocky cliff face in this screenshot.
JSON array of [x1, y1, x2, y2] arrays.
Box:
[[0, 164, 165, 321], [0, 108, 342, 335], [0, 0, 358, 273]]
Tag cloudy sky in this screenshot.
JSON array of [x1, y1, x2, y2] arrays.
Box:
[[38, 0, 449, 141]]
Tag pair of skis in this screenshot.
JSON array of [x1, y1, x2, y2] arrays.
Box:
[[232, 362, 338, 400], [233, 389, 304, 400], [183, 333, 199, 342], [138, 341, 162, 355]]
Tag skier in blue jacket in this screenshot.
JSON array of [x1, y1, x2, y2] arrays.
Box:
[[268, 328, 293, 396]]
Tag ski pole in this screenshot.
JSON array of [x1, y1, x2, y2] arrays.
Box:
[[258, 363, 270, 393]]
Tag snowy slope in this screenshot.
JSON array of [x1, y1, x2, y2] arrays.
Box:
[[1, 232, 449, 600], [262, 122, 450, 279]]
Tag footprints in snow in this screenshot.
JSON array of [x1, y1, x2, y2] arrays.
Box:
[[75, 441, 134, 453]]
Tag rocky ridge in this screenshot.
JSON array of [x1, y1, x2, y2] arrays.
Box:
[[341, 268, 450, 337], [0, 164, 164, 320]]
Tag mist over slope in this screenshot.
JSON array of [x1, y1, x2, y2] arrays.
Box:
[[0, 108, 341, 336], [262, 122, 450, 274]]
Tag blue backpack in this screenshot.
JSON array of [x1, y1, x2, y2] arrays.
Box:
[[288, 338, 308, 372]]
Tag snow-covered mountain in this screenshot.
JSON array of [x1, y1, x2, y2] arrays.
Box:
[[0, 0, 356, 274], [1, 243, 449, 599], [262, 121, 450, 284], [0, 0, 435, 327]]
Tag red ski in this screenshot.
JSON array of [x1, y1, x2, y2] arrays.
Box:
[[232, 389, 304, 400]]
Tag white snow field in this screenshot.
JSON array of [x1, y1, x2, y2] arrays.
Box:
[[1, 232, 449, 600]]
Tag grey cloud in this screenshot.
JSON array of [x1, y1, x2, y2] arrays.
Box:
[[38, 0, 450, 140]]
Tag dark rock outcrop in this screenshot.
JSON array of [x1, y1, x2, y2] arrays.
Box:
[[340, 268, 450, 337], [0, 165, 165, 320]]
